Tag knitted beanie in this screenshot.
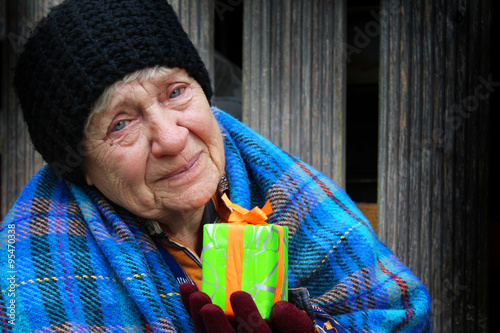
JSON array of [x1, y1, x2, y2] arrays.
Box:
[[14, 0, 213, 185]]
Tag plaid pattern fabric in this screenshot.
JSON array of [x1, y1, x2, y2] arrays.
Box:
[[216, 108, 431, 332], [0, 108, 431, 332]]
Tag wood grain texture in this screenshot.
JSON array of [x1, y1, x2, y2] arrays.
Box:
[[1, 0, 61, 218], [242, 0, 346, 187], [378, 0, 491, 331], [170, 0, 214, 84]]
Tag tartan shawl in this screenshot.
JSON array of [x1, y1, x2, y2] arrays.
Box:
[[0, 108, 431, 332]]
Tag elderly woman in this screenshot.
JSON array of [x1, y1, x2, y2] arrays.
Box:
[[0, 0, 431, 332]]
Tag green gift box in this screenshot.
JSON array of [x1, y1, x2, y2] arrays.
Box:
[[201, 223, 288, 320]]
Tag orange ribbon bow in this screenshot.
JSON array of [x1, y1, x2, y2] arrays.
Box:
[[221, 193, 273, 225]]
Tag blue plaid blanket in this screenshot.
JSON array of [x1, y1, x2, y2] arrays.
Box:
[[0, 108, 431, 332]]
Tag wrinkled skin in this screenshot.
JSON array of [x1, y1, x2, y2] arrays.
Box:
[[82, 68, 225, 248]]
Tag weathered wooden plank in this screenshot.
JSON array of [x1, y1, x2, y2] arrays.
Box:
[[243, 0, 268, 138], [464, 0, 490, 330], [242, 0, 346, 187], [397, 0, 411, 270], [408, 0, 423, 283], [430, 1, 445, 330], [441, 0, 457, 330], [168, 0, 214, 88], [377, 1, 390, 244], [419, 0, 434, 305], [453, 0, 468, 329], [1, 0, 61, 218], [379, 0, 490, 331], [386, 0, 401, 252]]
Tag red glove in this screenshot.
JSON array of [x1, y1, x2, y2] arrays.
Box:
[[179, 283, 313, 333]]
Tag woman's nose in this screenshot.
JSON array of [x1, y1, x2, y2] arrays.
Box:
[[149, 110, 188, 158]]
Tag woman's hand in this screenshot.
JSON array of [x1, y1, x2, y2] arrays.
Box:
[[179, 283, 313, 333]]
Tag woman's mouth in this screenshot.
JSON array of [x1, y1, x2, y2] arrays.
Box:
[[158, 152, 202, 182]]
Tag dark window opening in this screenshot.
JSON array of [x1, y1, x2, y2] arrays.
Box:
[[213, 1, 244, 120], [345, 0, 380, 203]]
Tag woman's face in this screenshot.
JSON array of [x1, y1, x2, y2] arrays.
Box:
[[82, 68, 225, 222]]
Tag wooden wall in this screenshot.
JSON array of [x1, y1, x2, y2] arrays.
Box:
[[1, 0, 58, 217], [378, 0, 490, 331], [242, 0, 346, 187], [169, 0, 214, 80]]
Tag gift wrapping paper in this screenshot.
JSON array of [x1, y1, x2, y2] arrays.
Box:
[[201, 223, 288, 320]]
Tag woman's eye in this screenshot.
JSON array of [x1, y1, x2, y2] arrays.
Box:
[[170, 88, 183, 98], [113, 120, 129, 132]]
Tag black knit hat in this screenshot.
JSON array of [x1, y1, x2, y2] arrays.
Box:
[[14, 0, 213, 185]]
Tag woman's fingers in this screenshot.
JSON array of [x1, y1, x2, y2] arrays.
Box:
[[180, 285, 309, 333], [188, 291, 213, 333], [230, 291, 272, 333], [179, 283, 198, 312], [270, 301, 313, 333], [200, 303, 235, 333]]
